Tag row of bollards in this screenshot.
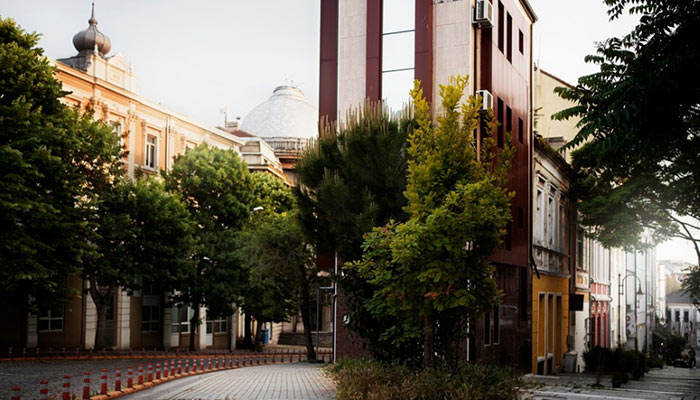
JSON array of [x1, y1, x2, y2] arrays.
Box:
[[7, 350, 332, 399]]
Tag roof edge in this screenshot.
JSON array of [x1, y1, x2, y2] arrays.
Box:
[[539, 68, 575, 89], [519, 0, 538, 22]]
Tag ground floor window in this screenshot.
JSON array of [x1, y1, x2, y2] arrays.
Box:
[[38, 307, 64, 332], [171, 307, 192, 333], [142, 305, 160, 333], [207, 317, 227, 334]]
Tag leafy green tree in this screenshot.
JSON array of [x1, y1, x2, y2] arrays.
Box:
[[349, 77, 513, 369], [0, 18, 121, 314], [87, 178, 195, 349], [164, 144, 254, 350], [236, 212, 317, 356], [251, 172, 295, 214], [553, 0, 700, 264], [294, 101, 413, 360]]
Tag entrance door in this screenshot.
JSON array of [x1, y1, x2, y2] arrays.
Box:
[[206, 320, 213, 347]]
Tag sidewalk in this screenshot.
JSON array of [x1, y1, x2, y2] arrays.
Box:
[[524, 366, 700, 399], [122, 363, 335, 400]]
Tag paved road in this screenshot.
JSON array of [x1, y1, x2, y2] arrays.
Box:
[[0, 351, 313, 399], [524, 366, 700, 399], [123, 363, 335, 400], [0, 357, 166, 399]]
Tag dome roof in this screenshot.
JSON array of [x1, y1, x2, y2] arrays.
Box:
[[72, 3, 111, 57], [241, 86, 318, 139]]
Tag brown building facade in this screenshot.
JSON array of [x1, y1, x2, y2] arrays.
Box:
[[320, 0, 536, 368]]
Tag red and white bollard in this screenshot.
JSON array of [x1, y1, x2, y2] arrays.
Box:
[[62, 375, 71, 400], [127, 366, 133, 388], [115, 367, 122, 391], [163, 360, 169, 378], [39, 380, 48, 400], [82, 371, 91, 400], [177, 359, 182, 375], [11, 386, 21, 400], [170, 359, 175, 376], [200, 358, 204, 371], [147, 363, 153, 382], [100, 369, 108, 395], [137, 364, 144, 385], [155, 361, 161, 380]]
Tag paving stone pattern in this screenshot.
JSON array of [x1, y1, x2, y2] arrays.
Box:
[[0, 352, 309, 400], [524, 366, 700, 400], [122, 363, 335, 400]]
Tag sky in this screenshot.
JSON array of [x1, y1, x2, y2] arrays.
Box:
[[1, 0, 696, 264]]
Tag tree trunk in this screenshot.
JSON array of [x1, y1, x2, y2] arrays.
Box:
[[297, 261, 317, 361], [189, 303, 200, 351], [243, 313, 252, 348], [252, 318, 261, 349], [423, 313, 434, 369], [88, 278, 114, 351]]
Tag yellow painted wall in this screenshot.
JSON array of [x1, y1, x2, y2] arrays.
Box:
[[531, 274, 570, 374], [533, 69, 581, 163]]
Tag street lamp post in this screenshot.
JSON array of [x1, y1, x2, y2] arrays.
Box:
[[316, 286, 334, 361], [618, 273, 644, 351]]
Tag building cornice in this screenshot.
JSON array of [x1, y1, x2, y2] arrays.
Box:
[[51, 59, 246, 147]]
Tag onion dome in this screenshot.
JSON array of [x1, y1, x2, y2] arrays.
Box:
[[72, 3, 111, 57], [241, 86, 318, 139]]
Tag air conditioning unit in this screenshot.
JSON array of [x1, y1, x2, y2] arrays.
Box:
[[473, 0, 494, 28], [475, 89, 493, 112]]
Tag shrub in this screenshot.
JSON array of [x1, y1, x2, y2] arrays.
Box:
[[647, 355, 664, 369], [326, 358, 523, 400], [583, 346, 615, 372]]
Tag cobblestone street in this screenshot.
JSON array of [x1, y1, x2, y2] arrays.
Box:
[[122, 363, 335, 400], [524, 366, 700, 399]]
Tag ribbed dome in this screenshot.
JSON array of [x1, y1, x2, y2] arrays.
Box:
[[241, 86, 318, 139], [72, 3, 111, 57]]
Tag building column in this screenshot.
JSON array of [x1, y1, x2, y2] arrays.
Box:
[[127, 116, 136, 179], [198, 306, 207, 350], [162, 305, 174, 349], [84, 283, 97, 350], [26, 313, 38, 348], [117, 290, 130, 350]]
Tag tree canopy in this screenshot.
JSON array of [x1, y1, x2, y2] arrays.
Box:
[[236, 211, 317, 354], [349, 77, 514, 369], [294, 100, 413, 361], [553, 0, 700, 259], [0, 17, 122, 308], [87, 177, 195, 348], [164, 144, 255, 349]]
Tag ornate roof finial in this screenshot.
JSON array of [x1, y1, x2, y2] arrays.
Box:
[[73, 1, 111, 57], [88, 2, 97, 26]]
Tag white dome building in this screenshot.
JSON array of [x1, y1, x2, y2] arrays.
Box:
[[240, 86, 318, 183]]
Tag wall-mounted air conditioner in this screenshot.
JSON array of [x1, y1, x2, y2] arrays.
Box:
[[473, 0, 494, 28], [475, 89, 493, 112]]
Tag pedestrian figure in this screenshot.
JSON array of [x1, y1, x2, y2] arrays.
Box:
[[689, 347, 696, 368]]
